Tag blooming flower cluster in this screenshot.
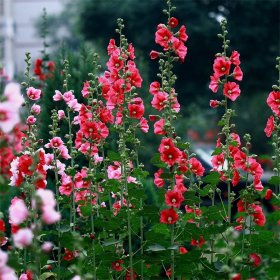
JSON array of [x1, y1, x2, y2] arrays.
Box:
[[34, 58, 55, 81]]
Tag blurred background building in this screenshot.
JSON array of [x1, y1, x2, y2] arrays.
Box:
[[0, 0, 65, 79]]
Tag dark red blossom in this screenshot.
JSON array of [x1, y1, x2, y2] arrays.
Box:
[[165, 190, 184, 208], [160, 208, 179, 224], [111, 260, 124, 271]]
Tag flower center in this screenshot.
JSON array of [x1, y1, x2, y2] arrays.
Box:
[[0, 110, 7, 121], [168, 154, 173, 159], [168, 216, 173, 222], [164, 36, 168, 41], [172, 198, 176, 203], [228, 90, 232, 94], [221, 67, 226, 71]]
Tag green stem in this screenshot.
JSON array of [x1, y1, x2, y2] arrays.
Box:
[[171, 224, 175, 280]]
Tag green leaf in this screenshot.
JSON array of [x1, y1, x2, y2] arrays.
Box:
[[146, 244, 166, 252], [268, 176, 280, 186], [202, 172, 220, 185], [107, 150, 121, 161], [39, 273, 56, 280], [80, 205, 92, 217], [265, 261, 280, 277], [211, 147, 223, 156]]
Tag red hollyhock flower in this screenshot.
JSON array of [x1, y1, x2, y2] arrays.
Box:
[[18, 155, 33, 176], [158, 138, 175, 153], [150, 50, 160, 60], [111, 260, 124, 271], [251, 204, 266, 226], [155, 27, 173, 48], [0, 219, 5, 232], [267, 91, 280, 117], [264, 115, 275, 137], [230, 50, 241, 66], [191, 236, 205, 247], [140, 117, 149, 133], [154, 119, 166, 135], [223, 82, 241, 101], [209, 99, 219, 108], [128, 97, 144, 119], [233, 66, 243, 81], [179, 246, 188, 254], [231, 274, 241, 280], [168, 17, 178, 28], [178, 25, 188, 42], [209, 74, 220, 93], [213, 56, 231, 77], [63, 249, 77, 261], [249, 253, 261, 267], [125, 269, 137, 280], [165, 190, 184, 208], [160, 208, 179, 224], [161, 146, 181, 166], [172, 38, 187, 62], [264, 189, 273, 200], [107, 39, 117, 55], [166, 268, 172, 277], [151, 91, 168, 111], [149, 81, 161, 95], [188, 157, 205, 177], [106, 51, 124, 72], [154, 168, 165, 188]]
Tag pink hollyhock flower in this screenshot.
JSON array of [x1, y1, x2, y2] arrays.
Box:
[[223, 82, 241, 101], [106, 50, 124, 71], [72, 276, 81, 280], [67, 99, 81, 112], [155, 27, 173, 48], [267, 91, 280, 116], [108, 164, 121, 180], [168, 17, 178, 28], [0, 101, 20, 133], [154, 169, 164, 188], [41, 241, 53, 253], [107, 39, 117, 55], [188, 157, 205, 176], [19, 274, 28, 280], [160, 208, 179, 224], [63, 91, 75, 103], [0, 249, 8, 268], [172, 38, 187, 62], [150, 50, 160, 60], [230, 133, 241, 147], [178, 25, 188, 42], [211, 154, 225, 170], [210, 99, 219, 108], [59, 175, 73, 196], [233, 66, 243, 81], [151, 91, 168, 111], [45, 137, 64, 149], [31, 104, 41, 115], [36, 189, 56, 208], [154, 119, 166, 135], [128, 43, 135, 60], [249, 253, 261, 267], [53, 90, 63, 101], [42, 206, 61, 225], [165, 190, 184, 208], [58, 110, 65, 120], [13, 228, 33, 248], [4, 82, 24, 108], [213, 56, 231, 77], [58, 146, 71, 160], [149, 81, 161, 95], [140, 117, 149, 133], [251, 204, 266, 226], [26, 115, 36, 125], [209, 74, 220, 93], [81, 81, 90, 98], [230, 50, 241, 66], [231, 274, 241, 280], [26, 87, 41, 100], [128, 97, 144, 119], [264, 115, 275, 137], [9, 198, 29, 225]]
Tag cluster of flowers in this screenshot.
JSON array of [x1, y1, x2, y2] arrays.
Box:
[[8, 189, 60, 249], [211, 133, 264, 192], [265, 90, 280, 137], [34, 58, 55, 81], [209, 50, 243, 105]]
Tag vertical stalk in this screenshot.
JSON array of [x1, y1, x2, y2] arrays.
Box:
[[171, 224, 175, 280]]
